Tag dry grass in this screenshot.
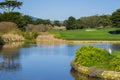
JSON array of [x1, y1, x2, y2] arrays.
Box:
[[0, 22, 17, 33], [2, 34, 24, 42], [25, 24, 51, 32], [36, 33, 66, 44]]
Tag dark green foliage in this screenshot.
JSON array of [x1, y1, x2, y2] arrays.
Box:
[[65, 16, 77, 30], [0, 36, 4, 45], [32, 19, 52, 25], [80, 16, 100, 28], [0, 12, 53, 31], [64, 15, 112, 30], [43, 19, 51, 25], [111, 9, 120, 28], [22, 15, 33, 25], [99, 15, 112, 27], [33, 19, 44, 25], [109, 55, 120, 71], [0, 0, 22, 12], [75, 46, 109, 67], [53, 20, 61, 26], [23, 31, 39, 40], [0, 12, 25, 30]]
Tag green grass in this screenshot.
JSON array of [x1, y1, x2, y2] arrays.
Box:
[[49, 28, 120, 40], [75, 46, 120, 71]]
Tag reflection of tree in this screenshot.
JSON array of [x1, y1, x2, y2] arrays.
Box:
[[111, 44, 120, 51], [0, 42, 24, 71], [70, 68, 103, 80]]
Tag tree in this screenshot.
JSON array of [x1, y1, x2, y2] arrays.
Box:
[[33, 19, 44, 25], [111, 9, 120, 28], [76, 19, 84, 29], [65, 16, 77, 30], [43, 19, 51, 25], [98, 15, 112, 28], [0, 0, 22, 13], [53, 20, 61, 26], [22, 15, 33, 25], [0, 12, 25, 30]]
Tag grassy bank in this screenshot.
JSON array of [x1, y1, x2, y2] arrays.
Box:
[[49, 28, 120, 41], [71, 46, 120, 79]]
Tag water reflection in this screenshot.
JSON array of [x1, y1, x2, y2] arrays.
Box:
[[0, 43, 119, 80], [111, 44, 120, 50], [0, 42, 24, 71], [70, 68, 105, 80]]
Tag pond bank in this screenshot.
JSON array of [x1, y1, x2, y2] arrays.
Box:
[[71, 60, 120, 80], [1, 32, 120, 44], [67, 40, 120, 44], [36, 34, 66, 44]]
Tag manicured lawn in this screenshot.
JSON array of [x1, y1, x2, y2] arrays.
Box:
[[49, 28, 120, 40]]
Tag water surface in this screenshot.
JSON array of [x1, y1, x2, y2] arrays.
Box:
[[0, 43, 120, 80]]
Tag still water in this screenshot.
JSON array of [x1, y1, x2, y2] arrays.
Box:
[[0, 43, 120, 80]]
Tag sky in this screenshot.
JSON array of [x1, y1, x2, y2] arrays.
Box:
[[1, 0, 120, 21]]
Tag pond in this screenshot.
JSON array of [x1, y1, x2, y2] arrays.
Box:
[[0, 42, 120, 80]]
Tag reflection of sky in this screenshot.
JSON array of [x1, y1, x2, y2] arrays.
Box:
[[20, 43, 120, 58], [0, 43, 120, 80]]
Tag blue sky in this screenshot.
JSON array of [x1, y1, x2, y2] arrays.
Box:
[[1, 0, 120, 21]]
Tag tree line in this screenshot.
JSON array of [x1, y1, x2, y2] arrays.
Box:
[[0, 0, 120, 30], [64, 8, 120, 30]]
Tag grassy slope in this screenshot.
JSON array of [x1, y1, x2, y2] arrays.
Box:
[[49, 28, 120, 41]]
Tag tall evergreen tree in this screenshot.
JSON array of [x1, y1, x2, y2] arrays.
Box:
[[0, 0, 22, 12]]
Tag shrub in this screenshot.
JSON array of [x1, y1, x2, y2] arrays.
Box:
[[25, 24, 51, 32], [0, 36, 4, 45], [109, 55, 120, 71], [23, 31, 39, 40], [0, 22, 17, 34], [7, 29, 23, 35], [2, 34, 24, 42], [54, 34, 62, 39], [75, 46, 109, 67]]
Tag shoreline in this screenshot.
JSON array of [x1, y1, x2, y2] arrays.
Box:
[[36, 40, 120, 44], [66, 40, 120, 44], [71, 60, 120, 80]]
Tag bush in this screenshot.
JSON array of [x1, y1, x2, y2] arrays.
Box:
[[75, 46, 109, 67], [23, 31, 39, 40], [0, 22, 17, 34], [0, 36, 4, 45], [54, 34, 62, 39], [0, 12, 25, 30], [25, 24, 51, 32], [2, 34, 24, 42], [109, 55, 120, 71]]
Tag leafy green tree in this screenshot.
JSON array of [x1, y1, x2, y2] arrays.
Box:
[[0, 12, 25, 30], [33, 19, 45, 25], [0, 0, 22, 12], [66, 16, 77, 30], [22, 15, 33, 24], [98, 15, 112, 27], [76, 19, 84, 29], [111, 9, 120, 27], [43, 19, 51, 25], [80, 15, 100, 28], [53, 20, 61, 26]]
